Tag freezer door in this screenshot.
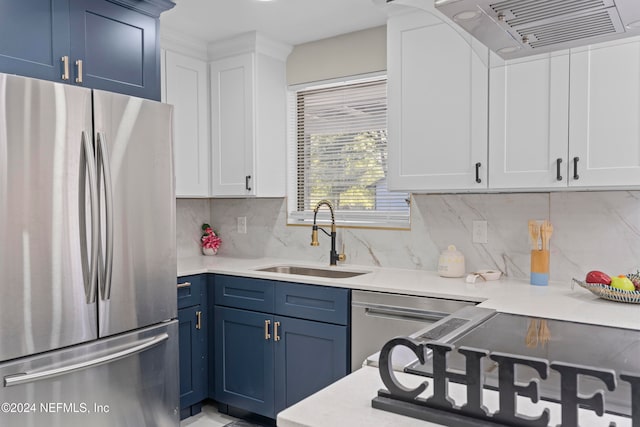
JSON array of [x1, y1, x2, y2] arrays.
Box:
[[92, 90, 176, 337], [0, 320, 179, 426], [0, 73, 98, 362]]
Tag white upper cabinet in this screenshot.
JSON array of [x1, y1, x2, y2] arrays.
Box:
[[387, 10, 489, 192], [569, 37, 640, 187], [489, 35, 640, 190], [210, 53, 255, 196], [209, 34, 291, 197], [489, 53, 570, 189], [163, 49, 209, 197]]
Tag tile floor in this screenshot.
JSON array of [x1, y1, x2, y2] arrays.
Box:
[[180, 404, 275, 427], [180, 404, 237, 427]]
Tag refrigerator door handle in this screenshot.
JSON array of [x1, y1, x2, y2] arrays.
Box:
[[97, 132, 114, 300], [79, 131, 99, 304], [3, 333, 169, 387]]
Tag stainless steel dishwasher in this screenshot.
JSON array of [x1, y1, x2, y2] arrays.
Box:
[[351, 290, 476, 371]]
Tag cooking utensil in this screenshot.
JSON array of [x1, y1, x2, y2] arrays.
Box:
[[538, 319, 550, 347], [540, 220, 553, 251], [525, 318, 539, 348], [528, 220, 540, 250]]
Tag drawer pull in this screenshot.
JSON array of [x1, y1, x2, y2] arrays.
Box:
[[556, 158, 563, 181], [195, 311, 202, 330], [75, 59, 83, 84], [274, 321, 281, 342], [264, 319, 271, 340], [61, 56, 70, 81], [177, 282, 191, 289]]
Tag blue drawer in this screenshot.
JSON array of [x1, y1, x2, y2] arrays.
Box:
[[177, 274, 204, 309], [275, 282, 350, 325], [214, 275, 275, 313]]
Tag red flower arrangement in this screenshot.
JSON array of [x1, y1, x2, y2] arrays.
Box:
[[201, 223, 221, 255]]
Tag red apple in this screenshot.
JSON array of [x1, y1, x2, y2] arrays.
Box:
[[585, 270, 611, 285]]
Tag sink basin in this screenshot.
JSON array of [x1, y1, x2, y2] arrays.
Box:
[[255, 265, 369, 279]]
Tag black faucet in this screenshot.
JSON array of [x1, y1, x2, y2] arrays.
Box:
[[311, 200, 346, 266]]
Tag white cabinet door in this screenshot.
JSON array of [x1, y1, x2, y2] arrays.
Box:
[[164, 50, 209, 197], [387, 10, 488, 191], [210, 53, 255, 196], [489, 53, 569, 189], [569, 37, 640, 187]]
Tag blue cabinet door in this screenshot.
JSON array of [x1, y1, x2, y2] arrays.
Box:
[[0, 0, 70, 82], [274, 316, 348, 414], [178, 305, 205, 411], [69, 0, 160, 100], [215, 306, 275, 418]]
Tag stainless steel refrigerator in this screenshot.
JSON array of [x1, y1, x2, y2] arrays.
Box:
[[0, 73, 178, 426]]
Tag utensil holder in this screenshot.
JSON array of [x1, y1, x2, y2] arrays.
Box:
[[530, 250, 549, 286]]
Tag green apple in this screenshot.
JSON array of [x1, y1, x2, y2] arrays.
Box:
[[610, 276, 636, 291]]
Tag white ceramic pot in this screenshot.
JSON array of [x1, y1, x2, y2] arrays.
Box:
[[202, 247, 217, 256], [438, 245, 465, 278]]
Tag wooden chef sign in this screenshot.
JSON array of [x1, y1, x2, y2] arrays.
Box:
[[372, 337, 640, 427]]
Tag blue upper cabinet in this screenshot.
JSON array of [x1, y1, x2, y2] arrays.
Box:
[[0, 0, 174, 100], [0, 0, 71, 82], [69, 0, 162, 100]]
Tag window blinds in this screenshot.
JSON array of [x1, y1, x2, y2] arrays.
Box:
[[288, 77, 410, 228]]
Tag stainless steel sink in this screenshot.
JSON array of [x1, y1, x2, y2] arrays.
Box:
[[255, 265, 369, 279]]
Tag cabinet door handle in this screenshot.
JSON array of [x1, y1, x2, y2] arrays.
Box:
[[556, 158, 563, 181], [195, 311, 202, 330], [573, 157, 580, 180], [274, 321, 280, 342], [475, 162, 482, 184], [75, 59, 83, 84], [61, 56, 70, 80], [177, 282, 191, 289], [245, 175, 252, 191], [264, 319, 271, 340]]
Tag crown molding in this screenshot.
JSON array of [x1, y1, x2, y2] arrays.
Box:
[[108, 0, 175, 18], [208, 32, 293, 62], [160, 26, 209, 60]]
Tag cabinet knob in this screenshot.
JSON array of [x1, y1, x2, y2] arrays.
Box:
[[195, 311, 202, 330], [61, 56, 70, 81]]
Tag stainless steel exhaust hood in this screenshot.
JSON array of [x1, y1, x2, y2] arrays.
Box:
[[433, 0, 640, 59]]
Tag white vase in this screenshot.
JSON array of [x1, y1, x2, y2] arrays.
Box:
[[202, 247, 217, 256]]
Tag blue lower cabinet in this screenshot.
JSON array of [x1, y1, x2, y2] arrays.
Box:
[[274, 316, 348, 414], [178, 304, 205, 419], [215, 306, 275, 418], [214, 299, 349, 419]]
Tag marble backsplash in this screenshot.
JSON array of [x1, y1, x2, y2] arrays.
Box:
[[177, 191, 640, 282]]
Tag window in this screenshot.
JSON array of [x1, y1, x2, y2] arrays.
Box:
[[287, 76, 410, 228]]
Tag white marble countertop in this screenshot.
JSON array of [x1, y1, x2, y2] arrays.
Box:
[[178, 255, 640, 330], [181, 255, 639, 427], [276, 366, 631, 427]]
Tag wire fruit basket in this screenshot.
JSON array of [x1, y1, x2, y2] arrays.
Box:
[[572, 275, 640, 304]]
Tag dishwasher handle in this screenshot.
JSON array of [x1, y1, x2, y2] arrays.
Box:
[[362, 305, 449, 323]]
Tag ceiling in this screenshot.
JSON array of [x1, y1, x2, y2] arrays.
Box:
[[160, 0, 389, 46]]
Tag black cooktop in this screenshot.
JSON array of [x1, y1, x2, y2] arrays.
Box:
[[406, 312, 640, 417]]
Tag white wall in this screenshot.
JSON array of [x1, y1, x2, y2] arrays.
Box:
[[286, 26, 386, 85]]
